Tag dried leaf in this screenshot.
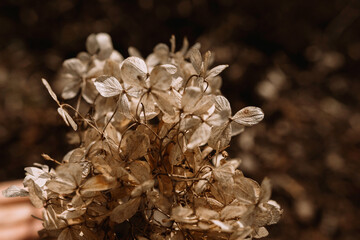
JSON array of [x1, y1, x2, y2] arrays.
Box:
[[154, 43, 169, 58], [43, 205, 67, 230], [86, 33, 98, 55]]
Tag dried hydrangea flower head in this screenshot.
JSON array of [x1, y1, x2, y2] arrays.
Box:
[[3, 33, 282, 240]]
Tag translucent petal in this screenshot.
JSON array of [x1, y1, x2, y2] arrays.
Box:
[[189, 48, 202, 74], [2, 185, 29, 198], [57, 107, 78, 131], [42, 78, 59, 105], [94, 76, 123, 97], [120, 56, 148, 87], [63, 58, 85, 76], [206, 64, 229, 79], [187, 122, 211, 149], [208, 124, 231, 150], [232, 106, 264, 126], [181, 86, 202, 111], [150, 65, 172, 90]]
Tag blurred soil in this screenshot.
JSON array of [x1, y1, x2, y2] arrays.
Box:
[[0, 0, 359, 239]]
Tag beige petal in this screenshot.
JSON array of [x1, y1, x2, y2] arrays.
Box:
[[232, 106, 264, 126], [94, 75, 123, 97], [187, 122, 211, 149], [150, 65, 172, 90], [80, 175, 116, 194], [206, 64, 228, 79], [120, 56, 148, 87], [189, 48, 202, 74], [57, 107, 78, 131], [208, 124, 231, 150], [42, 78, 59, 105]]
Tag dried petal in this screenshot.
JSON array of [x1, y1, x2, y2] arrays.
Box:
[[187, 122, 212, 149], [220, 205, 247, 220], [259, 177, 272, 204], [63, 58, 86, 76], [150, 65, 172, 90], [42, 78, 59, 105], [189, 48, 202, 74], [57, 107, 78, 131], [121, 130, 150, 160], [206, 64, 229, 79], [196, 207, 219, 221], [80, 175, 116, 194], [120, 56, 148, 87], [2, 185, 29, 198], [232, 107, 264, 126], [110, 197, 141, 223], [94, 76, 123, 97], [208, 124, 231, 150]]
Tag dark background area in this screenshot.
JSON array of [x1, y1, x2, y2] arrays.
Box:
[[0, 0, 360, 239]]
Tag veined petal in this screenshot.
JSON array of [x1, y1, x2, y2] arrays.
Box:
[[187, 122, 211, 149], [232, 106, 264, 126], [94, 76, 123, 97], [120, 56, 148, 88], [150, 65, 172, 90]]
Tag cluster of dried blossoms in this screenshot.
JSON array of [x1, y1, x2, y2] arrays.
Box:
[[3, 33, 281, 240]]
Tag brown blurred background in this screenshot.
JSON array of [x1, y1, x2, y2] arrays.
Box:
[[0, 0, 359, 239]]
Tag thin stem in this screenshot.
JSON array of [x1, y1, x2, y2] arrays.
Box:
[[62, 103, 102, 135]]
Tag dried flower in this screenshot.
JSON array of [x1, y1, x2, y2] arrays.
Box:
[[3, 34, 281, 240]]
